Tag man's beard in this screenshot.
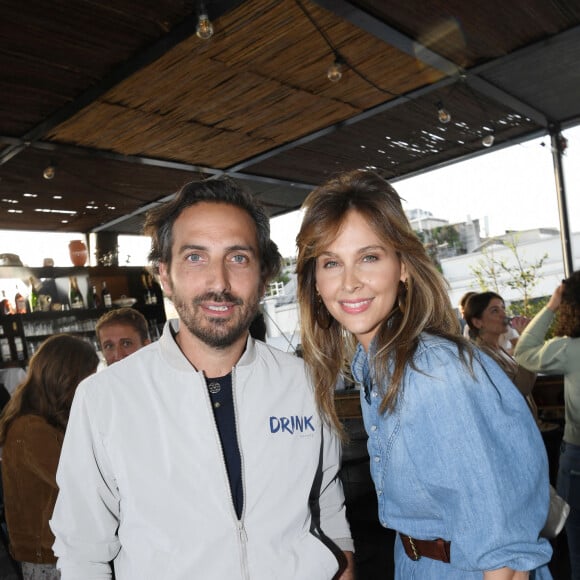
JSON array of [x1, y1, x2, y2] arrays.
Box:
[[172, 290, 259, 349]]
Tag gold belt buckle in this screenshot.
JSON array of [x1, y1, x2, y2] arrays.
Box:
[[407, 536, 421, 561]]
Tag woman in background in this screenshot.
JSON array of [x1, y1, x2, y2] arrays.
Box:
[[296, 169, 552, 579], [0, 334, 98, 580], [463, 292, 537, 417], [515, 273, 580, 579]]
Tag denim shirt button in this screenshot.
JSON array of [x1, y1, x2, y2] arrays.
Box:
[[370, 425, 377, 432], [374, 456, 380, 462], [371, 391, 378, 398], [377, 489, 383, 496]]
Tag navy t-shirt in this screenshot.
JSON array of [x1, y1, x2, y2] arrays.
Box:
[[206, 373, 243, 519]]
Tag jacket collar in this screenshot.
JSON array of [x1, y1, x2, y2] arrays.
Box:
[[159, 319, 257, 372]]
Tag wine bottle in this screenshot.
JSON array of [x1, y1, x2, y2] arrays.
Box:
[[29, 276, 41, 312], [146, 273, 158, 305], [101, 281, 112, 308], [1, 291, 14, 316], [141, 274, 152, 305], [14, 285, 27, 314], [92, 285, 101, 309], [69, 276, 85, 310]]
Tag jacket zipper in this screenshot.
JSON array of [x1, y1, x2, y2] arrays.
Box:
[[232, 367, 250, 580], [202, 368, 250, 578]]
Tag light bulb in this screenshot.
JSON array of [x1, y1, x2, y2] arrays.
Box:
[[437, 106, 451, 124], [43, 165, 55, 180], [327, 60, 343, 82], [196, 13, 214, 39], [482, 134, 495, 147]]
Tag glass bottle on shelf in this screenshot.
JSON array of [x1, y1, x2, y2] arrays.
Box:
[[1, 291, 14, 316], [101, 281, 112, 308], [69, 276, 85, 310], [14, 285, 27, 314], [12, 323, 24, 361], [0, 323, 10, 362], [86, 283, 95, 309], [145, 273, 158, 305], [141, 274, 152, 305], [29, 276, 42, 312], [91, 285, 101, 309]]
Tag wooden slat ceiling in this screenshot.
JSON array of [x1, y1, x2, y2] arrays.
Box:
[[1, 0, 579, 234]]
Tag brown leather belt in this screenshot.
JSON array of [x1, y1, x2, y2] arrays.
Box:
[[400, 535, 451, 563]]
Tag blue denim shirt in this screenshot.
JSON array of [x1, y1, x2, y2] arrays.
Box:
[[352, 333, 553, 579]]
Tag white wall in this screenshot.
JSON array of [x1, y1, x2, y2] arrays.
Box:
[[442, 231, 580, 307]]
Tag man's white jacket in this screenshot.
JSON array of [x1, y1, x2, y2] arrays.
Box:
[[50, 320, 352, 579]]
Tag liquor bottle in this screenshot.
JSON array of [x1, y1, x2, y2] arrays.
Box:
[[13, 323, 24, 361], [91, 285, 101, 309], [141, 274, 152, 305], [29, 276, 41, 312], [69, 276, 85, 310], [1, 291, 14, 316], [14, 285, 27, 314], [101, 281, 112, 308], [0, 324, 8, 362], [146, 273, 158, 305]]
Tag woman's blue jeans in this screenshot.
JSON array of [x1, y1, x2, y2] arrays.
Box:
[[557, 440, 580, 579]]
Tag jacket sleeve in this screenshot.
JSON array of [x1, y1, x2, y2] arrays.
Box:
[[314, 421, 354, 553], [50, 380, 120, 579], [514, 307, 572, 374]]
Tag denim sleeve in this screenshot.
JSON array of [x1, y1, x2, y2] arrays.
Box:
[[401, 345, 553, 572]]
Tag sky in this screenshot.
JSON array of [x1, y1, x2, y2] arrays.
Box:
[[270, 124, 580, 258]]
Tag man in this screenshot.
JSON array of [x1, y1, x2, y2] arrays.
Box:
[[50, 177, 354, 579], [95, 307, 151, 365]]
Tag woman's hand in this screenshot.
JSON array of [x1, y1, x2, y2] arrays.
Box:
[[547, 282, 565, 312], [510, 316, 530, 334]]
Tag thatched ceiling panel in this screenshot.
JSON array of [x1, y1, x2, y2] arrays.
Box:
[[243, 82, 540, 184], [47, 0, 443, 171], [46, 101, 274, 167], [0, 0, 193, 137], [1, 0, 579, 234]]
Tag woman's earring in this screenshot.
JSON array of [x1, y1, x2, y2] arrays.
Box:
[[315, 293, 333, 330], [397, 279, 408, 313]]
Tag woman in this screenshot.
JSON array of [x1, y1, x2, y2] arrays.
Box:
[[514, 273, 580, 580], [463, 292, 537, 416], [0, 334, 99, 580], [296, 169, 553, 579]]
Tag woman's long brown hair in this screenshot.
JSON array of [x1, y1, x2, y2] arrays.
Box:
[[0, 334, 98, 444], [296, 170, 469, 436]]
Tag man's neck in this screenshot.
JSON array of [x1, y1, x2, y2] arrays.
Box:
[[175, 325, 248, 377]]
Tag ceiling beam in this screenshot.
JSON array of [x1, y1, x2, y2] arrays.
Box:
[[312, 0, 548, 127], [0, 0, 245, 167], [310, 0, 459, 77]]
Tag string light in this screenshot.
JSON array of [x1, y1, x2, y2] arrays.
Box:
[[327, 53, 344, 82], [482, 133, 495, 147], [436, 101, 451, 124], [196, 3, 214, 39], [43, 163, 56, 180]]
